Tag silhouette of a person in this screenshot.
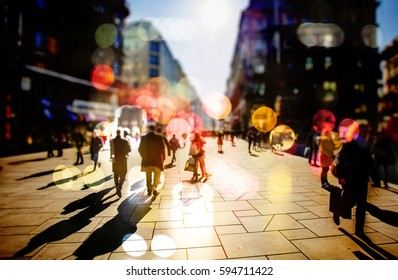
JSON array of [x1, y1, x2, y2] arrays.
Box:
[[333, 136, 380, 238], [73, 131, 86, 165], [110, 129, 131, 197], [90, 132, 103, 171], [138, 125, 165, 196], [169, 134, 180, 163]]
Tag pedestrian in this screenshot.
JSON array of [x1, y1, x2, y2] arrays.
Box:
[[372, 130, 395, 188], [182, 132, 188, 148], [333, 135, 381, 238], [110, 129, 131, 197], [217, 131, 224, 153], [247, 127, 256, 154], [319, 130, 342, 190], [138, 125, 165, 196], [54, 129, 66, 157], [46, 130, 55, 158], [90, 131, 103, 171], [169, 134, 180, 163], [306, 130, 320, 166], [190, 131, 211, 182], [73, 130, 86, 165]]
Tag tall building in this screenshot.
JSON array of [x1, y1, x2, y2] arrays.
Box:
[[380, 36, 398, 141], [226, 0, 381, 140], [1, 0, 129, 156], [120, 20, 202, 127]]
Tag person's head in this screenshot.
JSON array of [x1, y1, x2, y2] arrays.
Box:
[[116, 129, 121, 137], [147, 125, 155, 132]]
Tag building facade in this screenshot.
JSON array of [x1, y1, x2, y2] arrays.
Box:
[[1, 0, 129, 156], [121, 20, 202, 129], [226, 0, 381, 141]]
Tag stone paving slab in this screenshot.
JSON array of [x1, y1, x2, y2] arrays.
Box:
[[0, 137, 397, 260]]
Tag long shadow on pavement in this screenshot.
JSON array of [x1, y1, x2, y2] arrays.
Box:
[[13, 187, 119, 259], [73, 179, 154, 260], [367, 203, 398, 227], [339, 228, 398, 260]]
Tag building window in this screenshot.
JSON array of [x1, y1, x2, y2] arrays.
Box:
[[35, 31, 44, 49], [150, 42, 160, 52], [150, 55, 159, 65], [305, 57, 313, 70], [47, 37, 57, 54], [36, 0, 45, 8], [324, 56, 332, 69], [149, 68, 159, 78]]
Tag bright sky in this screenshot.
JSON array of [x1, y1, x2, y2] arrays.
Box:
[[126, 0, 398, 98]]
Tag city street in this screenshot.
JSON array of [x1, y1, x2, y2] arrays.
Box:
[[0, 137, 397, 260]]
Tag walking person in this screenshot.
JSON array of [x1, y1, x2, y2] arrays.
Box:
[[247, 127, 256, 154], [73, 130, 86, 165], [319, 130, 342, 190], [90, 131, 103, 171], [333, 136, 381, 238], [169, 134, 180, 163], [110, 129, 131, 197], [46, 130, 55, 158], [138, 125, 165, 196], [372, 130, 395, 188], [217, 131, 224, 153], [306, 131, 320, 166], [191, 132, 211, 182]]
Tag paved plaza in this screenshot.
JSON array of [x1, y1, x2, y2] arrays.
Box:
[[0, 137, 397, 260]]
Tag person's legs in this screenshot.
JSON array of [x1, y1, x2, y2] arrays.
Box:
[[153, 169, 161, 196], [355, 184, 368, 235], [145, 170, 153, 195], [321, 167, 330, 190]]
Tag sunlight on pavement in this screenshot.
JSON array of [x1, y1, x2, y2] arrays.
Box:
[[122, 233, 147, 257], [151, 235, 176, 258]]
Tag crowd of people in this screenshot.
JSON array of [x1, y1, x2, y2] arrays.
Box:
[[44, 121, 396, 240]]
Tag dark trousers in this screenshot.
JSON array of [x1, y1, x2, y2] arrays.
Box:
[[353, 183, 368, 233]]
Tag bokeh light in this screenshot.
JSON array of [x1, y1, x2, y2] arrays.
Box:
[[91, 64, 115, 90], [251, 106, 277, 132], [319, 130, 343, 156], [53, 165, 82, 191], [82, 166, 105, 190], [165, 118, 191, 139], [123, 25, 147, 54], [312, 109, 336, 135], [338, 118, 360, 142], [95, 23, 117, 48], [152, 235, 176, 258], [297, 22, 344, 48], [202, 92, 232, 120], [122, 234, 148, 257], [361, 25, 378, 48], [179, 112, 204, 133], [91, 47, 115, 66], [146, 76, 171, 97], [151, 96, 176, 125], [269, 125, 296, 151]]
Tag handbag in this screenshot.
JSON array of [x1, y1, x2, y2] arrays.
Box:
[[329, 185, 352, 219], [189, 143, 199, 155], [184, 157, 196, 172]]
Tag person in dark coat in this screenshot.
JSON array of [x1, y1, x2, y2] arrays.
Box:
[[90, 132, 103, 171], [333, 136, 380, 238], [110, 130, 131, 197], [73, 131, 86, 165], [138, 125, 165, 196], [169, 134, 180, 163]]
